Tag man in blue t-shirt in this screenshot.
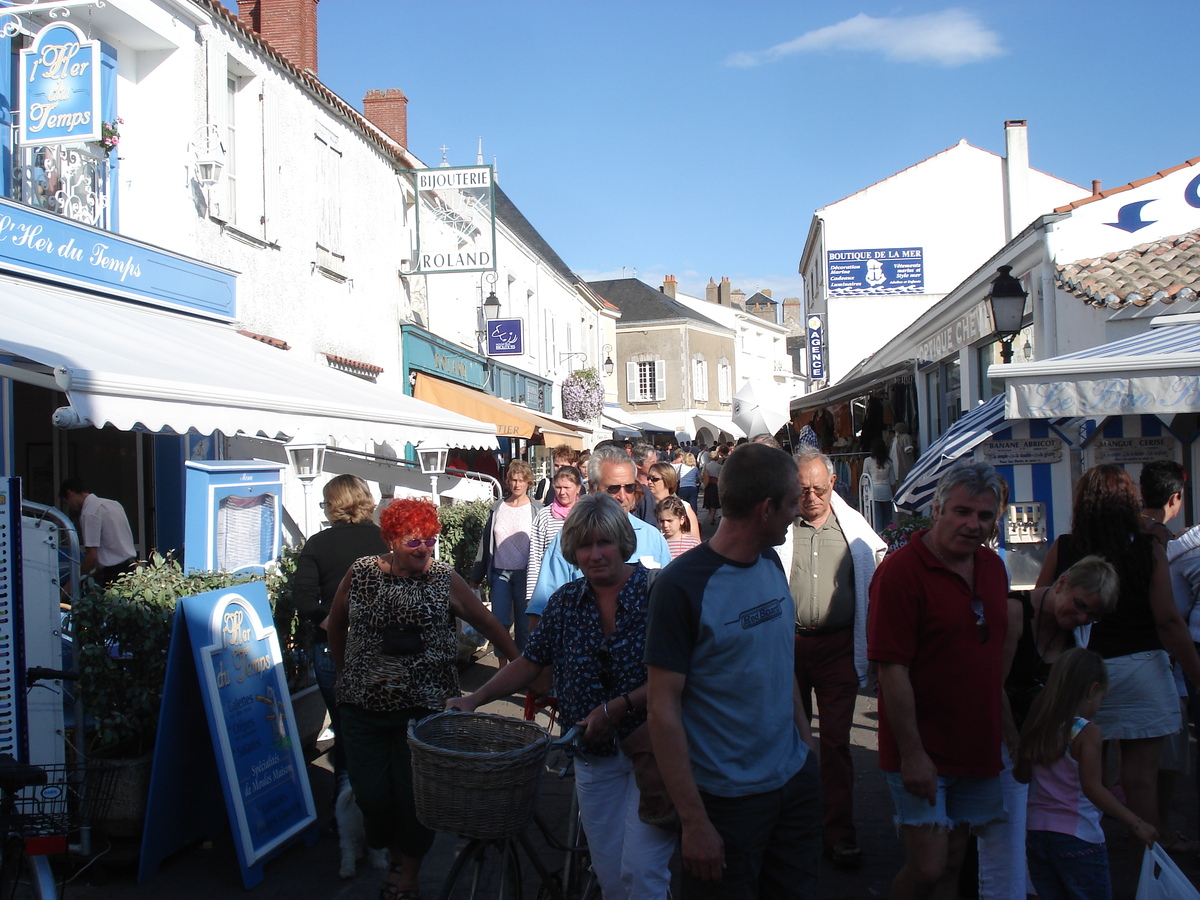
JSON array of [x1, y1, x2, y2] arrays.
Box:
[[646, 443, 820, 900]]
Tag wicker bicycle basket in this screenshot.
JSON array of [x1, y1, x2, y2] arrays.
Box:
[[408, 711, 550, 839]]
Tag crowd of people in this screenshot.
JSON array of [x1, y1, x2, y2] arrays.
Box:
[[299, 439, 1200, 900]]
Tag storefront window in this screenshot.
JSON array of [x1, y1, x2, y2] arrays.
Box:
[[924, 357, 962, 439]]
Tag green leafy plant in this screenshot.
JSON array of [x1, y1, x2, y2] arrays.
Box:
[[264, 544, 311, 689], [437, 500, 490, 580], [67, 553, 254, 757]]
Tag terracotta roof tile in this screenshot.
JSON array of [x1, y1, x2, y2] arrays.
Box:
[[1054, 157, 1200, 212], [238, 329, 290, 350], [1056, 230, 1200, 309], [324, 353, 384, 377]]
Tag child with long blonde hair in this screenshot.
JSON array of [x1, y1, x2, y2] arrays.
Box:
[[1014, 647, 1157, 899]]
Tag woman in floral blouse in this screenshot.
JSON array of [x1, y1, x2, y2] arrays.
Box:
[[448, 493, 674, 900]]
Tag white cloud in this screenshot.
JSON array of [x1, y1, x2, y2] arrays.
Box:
[[726, 9, 1003, 68]]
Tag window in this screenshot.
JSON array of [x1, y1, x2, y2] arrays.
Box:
[[626, 360, 665, 402], [314, 125, 343, 262], [691, 356, 708, 403], [717, 360, 732, 404]]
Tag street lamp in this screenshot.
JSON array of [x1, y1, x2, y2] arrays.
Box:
[[601, 344, 615, 377], [417, 443, 449, 557], [285, 438, 326, 536], [480, 271, 501, 320], [986, 265, 1028, 364]]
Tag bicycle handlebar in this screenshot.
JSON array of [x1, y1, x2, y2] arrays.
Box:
[[26, 667, 79, 683]]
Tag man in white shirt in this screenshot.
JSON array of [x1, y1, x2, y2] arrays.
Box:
[[60, 478, 137, 585]]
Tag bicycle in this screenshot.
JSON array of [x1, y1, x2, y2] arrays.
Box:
[[0, 667, 116, 900], [437, 724, 598, 900]]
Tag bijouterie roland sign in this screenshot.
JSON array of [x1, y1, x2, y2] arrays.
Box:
[[20, 22, 101, 146], [407, 165, 497, 274]]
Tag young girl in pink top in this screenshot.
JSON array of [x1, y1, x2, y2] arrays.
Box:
[[1014, 648, 1157, 900], [655, 495, 700, 559]]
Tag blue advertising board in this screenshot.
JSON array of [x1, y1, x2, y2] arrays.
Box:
[[139, 583, 317, 889], [0, 195, 237, 319], [19, 22, 101, 145], [827, 247, 925, 296], [486, 317, 524, 356], [806, 314, 825, 381]]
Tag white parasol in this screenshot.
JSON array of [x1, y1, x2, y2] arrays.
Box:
[[732, 380, 790, 440]]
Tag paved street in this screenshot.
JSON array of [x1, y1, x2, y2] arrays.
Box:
[[61, 503, 1200, 899]]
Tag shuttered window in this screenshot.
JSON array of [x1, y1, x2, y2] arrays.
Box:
[[314, 126, 343, 259]]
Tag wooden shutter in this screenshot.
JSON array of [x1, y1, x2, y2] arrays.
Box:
[[626, 362, 638, 402], [654, 360, 666, 401]]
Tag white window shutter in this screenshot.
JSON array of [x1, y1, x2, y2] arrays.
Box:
[[654, 360, 666, 401], [261, 85, 282, 242], [626, 362, 638, 402]]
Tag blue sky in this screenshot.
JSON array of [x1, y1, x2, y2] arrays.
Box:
[[265, 2, 1197, 300]]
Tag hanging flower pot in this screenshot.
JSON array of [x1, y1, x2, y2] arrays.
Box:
[[561, 368, 604, 422]]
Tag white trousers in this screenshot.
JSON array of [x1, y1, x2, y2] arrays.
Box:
[[574, 751, 675, 900], [977, 744, 1032, 900]]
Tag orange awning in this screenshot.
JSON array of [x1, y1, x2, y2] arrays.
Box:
[[412, 374, 583, 450]]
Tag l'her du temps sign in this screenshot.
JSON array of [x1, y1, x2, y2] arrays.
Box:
[[20, 22, 102, 145], [139, 583, 317, 889]]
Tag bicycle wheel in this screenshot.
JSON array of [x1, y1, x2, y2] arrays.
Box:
[[438, 837, 523, 900]]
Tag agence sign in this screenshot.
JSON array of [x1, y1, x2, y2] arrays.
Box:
[[20, 22, 101, 146]]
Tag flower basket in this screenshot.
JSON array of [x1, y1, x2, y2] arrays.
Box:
[[561, 368, 603, 422]]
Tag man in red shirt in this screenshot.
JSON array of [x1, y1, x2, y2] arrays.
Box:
[[867, 462, 1009, 900]]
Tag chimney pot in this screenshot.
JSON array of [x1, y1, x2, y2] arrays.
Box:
[[1092, 179, 1102, 196], [363, 87, 409, 148]]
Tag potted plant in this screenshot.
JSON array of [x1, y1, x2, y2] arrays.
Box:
[[437, 500, 491, 664]]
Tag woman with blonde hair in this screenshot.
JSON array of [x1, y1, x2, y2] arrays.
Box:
[[294, 475, 388, 776]]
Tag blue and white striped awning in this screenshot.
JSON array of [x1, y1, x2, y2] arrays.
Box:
[[893, 396, 1008, 511], [991, 322, 1200, 420]]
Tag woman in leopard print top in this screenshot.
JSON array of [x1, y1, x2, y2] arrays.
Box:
[[327, 498, 518, 900]]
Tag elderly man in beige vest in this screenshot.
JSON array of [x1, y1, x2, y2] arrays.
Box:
[[777, 449, 886, 867]]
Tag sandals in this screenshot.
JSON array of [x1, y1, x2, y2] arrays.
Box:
[[826, 843, 864, 867], [380, 866, 420, 900]]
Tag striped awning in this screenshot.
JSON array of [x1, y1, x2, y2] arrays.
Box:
[[992, 322, 1200, 420], [893, 396, 1008, 511]]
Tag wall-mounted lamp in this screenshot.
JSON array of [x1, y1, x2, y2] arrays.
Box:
[[480, 271, 501, 320], [986, 265, 1028, 364], [601, 344, 615, 377], [189, 124, 226, 189]]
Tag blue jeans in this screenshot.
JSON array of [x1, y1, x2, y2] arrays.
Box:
[[1026, 830, 1110, 900], [312, 637, 345, 775], [683, 754, 821, 900], [489, 568, 528, 652], [678, 485, 699, 518]]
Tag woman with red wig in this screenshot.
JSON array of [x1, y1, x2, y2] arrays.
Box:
[[327, 498, 518, 900]]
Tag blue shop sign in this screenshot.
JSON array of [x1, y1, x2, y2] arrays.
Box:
[[20, 22, 101, 145], [486, 318, 524, 356], [0, 196, 236, 319], [827, 247, 924, 296], [806, 314, 825, 380], [402, 325, 488, 389]]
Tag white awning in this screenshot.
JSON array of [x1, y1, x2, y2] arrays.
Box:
[[692, 413, 745, 440], [994, 323, 1200, 420], [0, 276, 497, 449]]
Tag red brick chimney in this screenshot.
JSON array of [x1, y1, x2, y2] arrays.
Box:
[[363, 89, 409, 148], [237, 0, 319, 74]]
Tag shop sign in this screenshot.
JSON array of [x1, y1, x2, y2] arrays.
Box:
[[141, 583, 316, 888], [486, 318, 524, 356], [917, 302, 992, 362], [806, 314, 825, 380], [20, 22, 101, 145], [408, 165, 497, 274], [1090, 436, 1174, 466], [979, 437, 1062, 466], [0, 195, 236, 319], [827, 247, 924, 296]]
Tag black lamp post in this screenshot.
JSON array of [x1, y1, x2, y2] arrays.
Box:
[[986, 265, 1028, 364], [602, 344, 615, 377]]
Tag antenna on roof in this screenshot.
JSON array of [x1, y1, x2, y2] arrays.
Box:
[[439, 145, 450, 167], [493, 155, 499, 183], [477, 137, 483, 165]]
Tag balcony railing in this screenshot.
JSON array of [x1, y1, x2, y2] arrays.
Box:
[[12, 139, 111, 229]]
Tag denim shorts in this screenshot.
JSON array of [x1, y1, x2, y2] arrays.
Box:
[[883, 771, 1005, 834], [1026, 830, 1110, 900]]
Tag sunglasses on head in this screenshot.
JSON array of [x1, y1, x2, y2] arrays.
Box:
[[401, 538, 438, 549], [604, 483, 638, 495]]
